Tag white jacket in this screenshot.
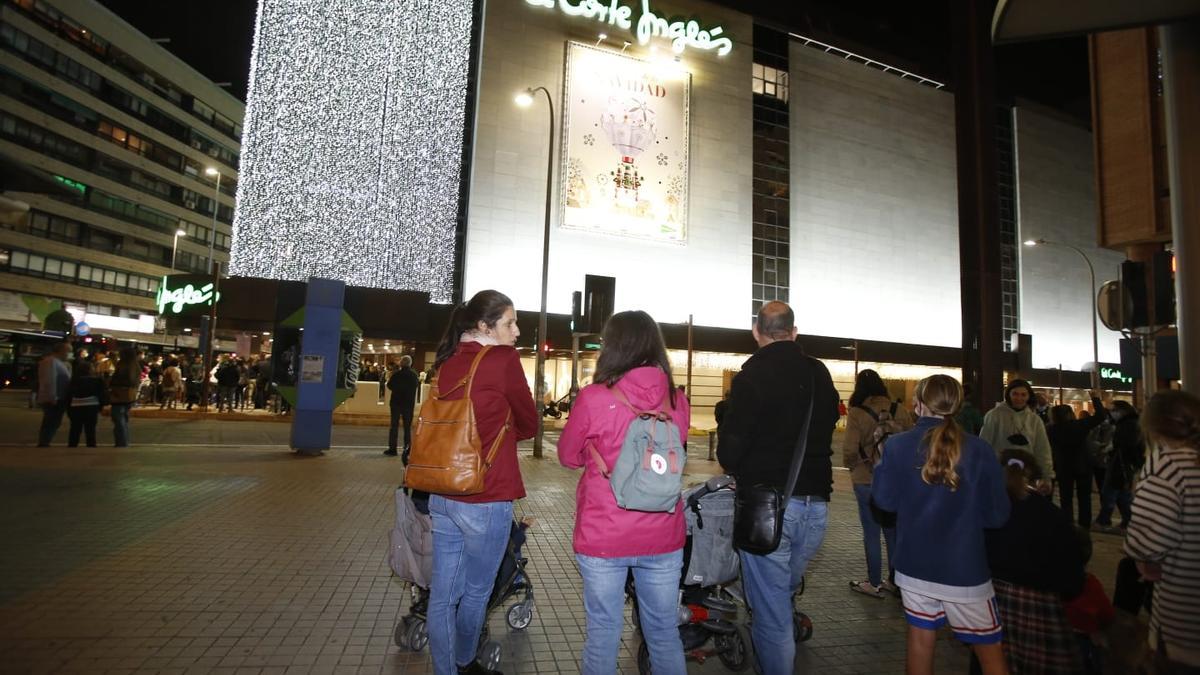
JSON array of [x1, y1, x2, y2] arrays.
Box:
[[980, 402, 1054, 481]]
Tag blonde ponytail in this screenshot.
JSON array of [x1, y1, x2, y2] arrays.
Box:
[[916, 375, 966, 490]]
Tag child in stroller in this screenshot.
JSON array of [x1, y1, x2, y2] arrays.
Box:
[[388, 489, 536, 670], [628, 475, 814, 674]]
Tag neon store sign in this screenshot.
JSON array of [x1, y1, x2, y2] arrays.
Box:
[[525, 0, 733, 56], [156, 276, 221, 315], [1100, 367, 1133, 384]]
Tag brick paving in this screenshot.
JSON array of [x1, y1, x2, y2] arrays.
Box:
[[0, 396, 1126, 674]]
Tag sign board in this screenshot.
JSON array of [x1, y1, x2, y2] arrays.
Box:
[[300, 354, 325, 383], [562, 43, 691, 243], [156, 275, 221, 316], [525, 0, 733, 56]]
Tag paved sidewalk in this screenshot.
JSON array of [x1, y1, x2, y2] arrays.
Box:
[[1, 403, 1126, 674]]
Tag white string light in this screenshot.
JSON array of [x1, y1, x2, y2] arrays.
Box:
[[230, 0, 473, 302]]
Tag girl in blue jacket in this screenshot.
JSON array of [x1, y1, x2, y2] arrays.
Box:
[[872, 375, 1012, 675]]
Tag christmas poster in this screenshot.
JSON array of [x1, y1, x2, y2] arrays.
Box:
[[561, 43, 691, 243]]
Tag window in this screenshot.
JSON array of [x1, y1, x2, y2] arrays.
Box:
[[752, 63, 789, 103]]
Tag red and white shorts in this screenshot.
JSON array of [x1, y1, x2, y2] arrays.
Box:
[[901, 588, 1003, 645]]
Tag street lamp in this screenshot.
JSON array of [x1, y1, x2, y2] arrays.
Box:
[[204, 167, 222, 270], [515, 86, 555, 459], [170, 228, 187, 270], [1024, 238, 1100, 389]]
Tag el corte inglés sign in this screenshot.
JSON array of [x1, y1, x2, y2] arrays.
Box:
[[525, 0, 733, 56]]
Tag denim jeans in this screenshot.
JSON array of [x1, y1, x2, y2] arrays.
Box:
[[1097, 486, 1132, 527], [67, 406, 99, 447], [427, 495, 512, 674], [739, 497, 828, 675], [576, 550, 686, 675], [1057, 471, 1093, 528], [852, 483, 895, 587], [37, 402, 67, 446], [111, 403, 131, 447]]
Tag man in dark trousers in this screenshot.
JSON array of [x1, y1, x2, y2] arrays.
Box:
[[717, 301, 840, 675], [385, 355, 420, 460]]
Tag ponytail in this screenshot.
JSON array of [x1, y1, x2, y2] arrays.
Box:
[[433, 291, 514, 371], [922, 416, 963, 490], [433, 302, 471, 370], [915, 374, 967, 490]]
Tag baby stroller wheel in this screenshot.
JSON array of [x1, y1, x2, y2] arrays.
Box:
[[506, 602, 533, 630], [406, 617, 429, 651], [716, 624, 754, 671], [394, 617, 411, 649], [636, 640, 652, 675], [794, 611, 813, 643], [479, 641, 501, 671]]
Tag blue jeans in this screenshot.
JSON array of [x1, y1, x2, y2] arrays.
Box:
[[576, 550, 686, 675], [1097, 486, 1132, 527], [427, 495, 512, 674], [739, 497, 828, 675], [37, 402, 67, 446], [111, 403, 131, 447], [852, 483, 895, 587]]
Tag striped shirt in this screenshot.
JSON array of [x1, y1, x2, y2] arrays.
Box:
[[1124, 444, 1200, 667]]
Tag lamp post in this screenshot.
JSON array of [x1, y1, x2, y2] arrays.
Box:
[[516, 86, 554, 459], [1024, 238, 1100, 389], [204, 167, 222, 270], [202, 167, 224, 413], [170, 228, 187, 270]]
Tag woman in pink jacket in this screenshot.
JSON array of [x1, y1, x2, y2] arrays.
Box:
[[558, 310, 690, 675]]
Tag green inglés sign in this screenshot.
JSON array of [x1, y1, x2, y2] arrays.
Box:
[[1100, 367, 1133, 384], [156, 275, 221, 315]]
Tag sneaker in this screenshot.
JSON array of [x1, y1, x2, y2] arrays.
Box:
[[458, 661, 501, 675], [383, 449, 398, 457], [880, 579, 901, 597], [849, 580, 885, 599]]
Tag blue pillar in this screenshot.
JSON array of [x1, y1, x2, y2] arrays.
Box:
[[291, 278, 345, 455]]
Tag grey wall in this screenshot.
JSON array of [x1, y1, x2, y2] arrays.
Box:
[[789, 44, 961, 348], [1015, 106, 1124, 370]]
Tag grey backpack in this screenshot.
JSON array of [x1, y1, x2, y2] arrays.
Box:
[[589, 387, 686, 513]]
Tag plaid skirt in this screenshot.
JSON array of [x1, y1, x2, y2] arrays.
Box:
[[993, 578, 1085, 674]]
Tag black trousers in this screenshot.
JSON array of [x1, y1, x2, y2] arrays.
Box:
[[1058, 471, 1093, 528], [388, 405, 413, 458], [67, 405, 99, 447]]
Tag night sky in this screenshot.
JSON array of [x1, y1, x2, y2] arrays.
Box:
[[96, 0, 1091, 123]]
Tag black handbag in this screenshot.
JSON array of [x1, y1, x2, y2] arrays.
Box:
[[733, 372, 816, 555]]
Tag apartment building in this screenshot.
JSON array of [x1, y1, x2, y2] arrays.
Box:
[[0, 0, 242, 338]]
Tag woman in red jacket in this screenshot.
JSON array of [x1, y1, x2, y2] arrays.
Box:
[[558, 310, 689, 674], [424, 290, 537, 675]]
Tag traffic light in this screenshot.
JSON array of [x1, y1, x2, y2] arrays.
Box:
[[584, 275, 615, 334], [1120, 260, 1149, 329], [1152, 250, 1176, 326], [571, 291, 582, 332]]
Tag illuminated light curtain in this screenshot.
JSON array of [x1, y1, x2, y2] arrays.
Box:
[[230, 0, 473, 302]]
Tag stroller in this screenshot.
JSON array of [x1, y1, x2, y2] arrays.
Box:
[[387, 489, 536, 670], [629, 475, 814, 674]]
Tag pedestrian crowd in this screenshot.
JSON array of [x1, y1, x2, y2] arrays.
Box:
[[34, 345, 275, 447], [402, 289, 1198, 675], [31, 291, 1199, 675]]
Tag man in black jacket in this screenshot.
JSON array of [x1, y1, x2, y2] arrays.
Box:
[[717, 301, 839, 675], [385, 355, 420, 459]]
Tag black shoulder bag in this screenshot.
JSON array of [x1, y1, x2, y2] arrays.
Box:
[[733, 372, 816, 555]]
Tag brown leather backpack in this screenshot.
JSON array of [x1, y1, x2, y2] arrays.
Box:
[[403, 346, 511, 495]]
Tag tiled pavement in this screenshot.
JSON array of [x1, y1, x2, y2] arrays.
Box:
[[0, 397, 1127, 674]]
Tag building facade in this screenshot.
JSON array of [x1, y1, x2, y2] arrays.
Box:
[[0, 0, 242, 339]]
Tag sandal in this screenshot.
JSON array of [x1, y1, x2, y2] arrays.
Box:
[[849, 580, 885, 599]]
